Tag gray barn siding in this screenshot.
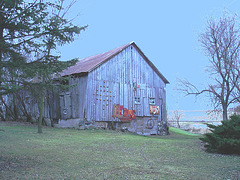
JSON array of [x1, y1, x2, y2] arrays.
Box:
[[26, 75, 89, 121], [5, 89, 60, 121], [85, 45, 166, 122], [59, 75, 88, 120]]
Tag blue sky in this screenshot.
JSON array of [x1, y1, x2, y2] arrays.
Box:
[[59, 0, 240, 111]]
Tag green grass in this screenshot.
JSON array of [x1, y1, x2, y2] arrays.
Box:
[[169, 127, 201, 136], [0, 122, 239, 180]]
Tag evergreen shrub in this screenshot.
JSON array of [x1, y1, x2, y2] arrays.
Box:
[[200, 115, 240, 155]]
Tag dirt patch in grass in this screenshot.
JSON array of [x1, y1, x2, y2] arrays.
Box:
[[0, 156, 36, 172]]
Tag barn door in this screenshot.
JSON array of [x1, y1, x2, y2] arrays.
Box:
[[59, 92, 72, 119]]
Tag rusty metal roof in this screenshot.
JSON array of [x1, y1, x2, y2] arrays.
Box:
[[60, 42, 169, 84]]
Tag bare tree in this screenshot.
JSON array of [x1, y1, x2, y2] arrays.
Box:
[[179, 15, 240, 121], [173, 110, 183, 128]]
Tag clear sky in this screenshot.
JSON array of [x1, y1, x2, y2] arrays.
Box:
[[59, 0, 240, 111]]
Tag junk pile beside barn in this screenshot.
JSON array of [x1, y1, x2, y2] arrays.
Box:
[[4, 42, 169, 135]]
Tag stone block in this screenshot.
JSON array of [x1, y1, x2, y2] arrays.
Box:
[[54, 119, 81, 128]]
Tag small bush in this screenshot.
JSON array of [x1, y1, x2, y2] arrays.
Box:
[[200, 115, 240, 155]]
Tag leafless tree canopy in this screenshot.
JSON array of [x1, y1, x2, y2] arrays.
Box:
[[179, 15, 240, 121]]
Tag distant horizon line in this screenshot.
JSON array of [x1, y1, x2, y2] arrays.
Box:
[[168, 109, 235, 113]]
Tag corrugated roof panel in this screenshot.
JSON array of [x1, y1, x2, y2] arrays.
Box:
[[60, 42, 131, 76]]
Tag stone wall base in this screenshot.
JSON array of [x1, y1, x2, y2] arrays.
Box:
[[96, 116, 168, 136], [54, 117, 169, 136]]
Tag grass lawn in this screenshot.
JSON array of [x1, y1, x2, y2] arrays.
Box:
[[0, 122, 239, 180]]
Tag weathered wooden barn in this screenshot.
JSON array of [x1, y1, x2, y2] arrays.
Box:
[[7, 42, 169, 135], [54, 41, 169, 135]]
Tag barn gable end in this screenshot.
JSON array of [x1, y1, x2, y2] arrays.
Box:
[[78, 42, 169, 135]]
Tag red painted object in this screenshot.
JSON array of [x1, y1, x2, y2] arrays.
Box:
[[113, 104, 136, 121]]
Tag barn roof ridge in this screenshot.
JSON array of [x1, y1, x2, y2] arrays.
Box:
[[60, 41, 169, 84]]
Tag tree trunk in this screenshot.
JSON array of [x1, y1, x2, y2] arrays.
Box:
[[13, 94, 18, 120], [177, 118, 180, 128], [38, 92, 44, 133], [222, 104, 228, 121]]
